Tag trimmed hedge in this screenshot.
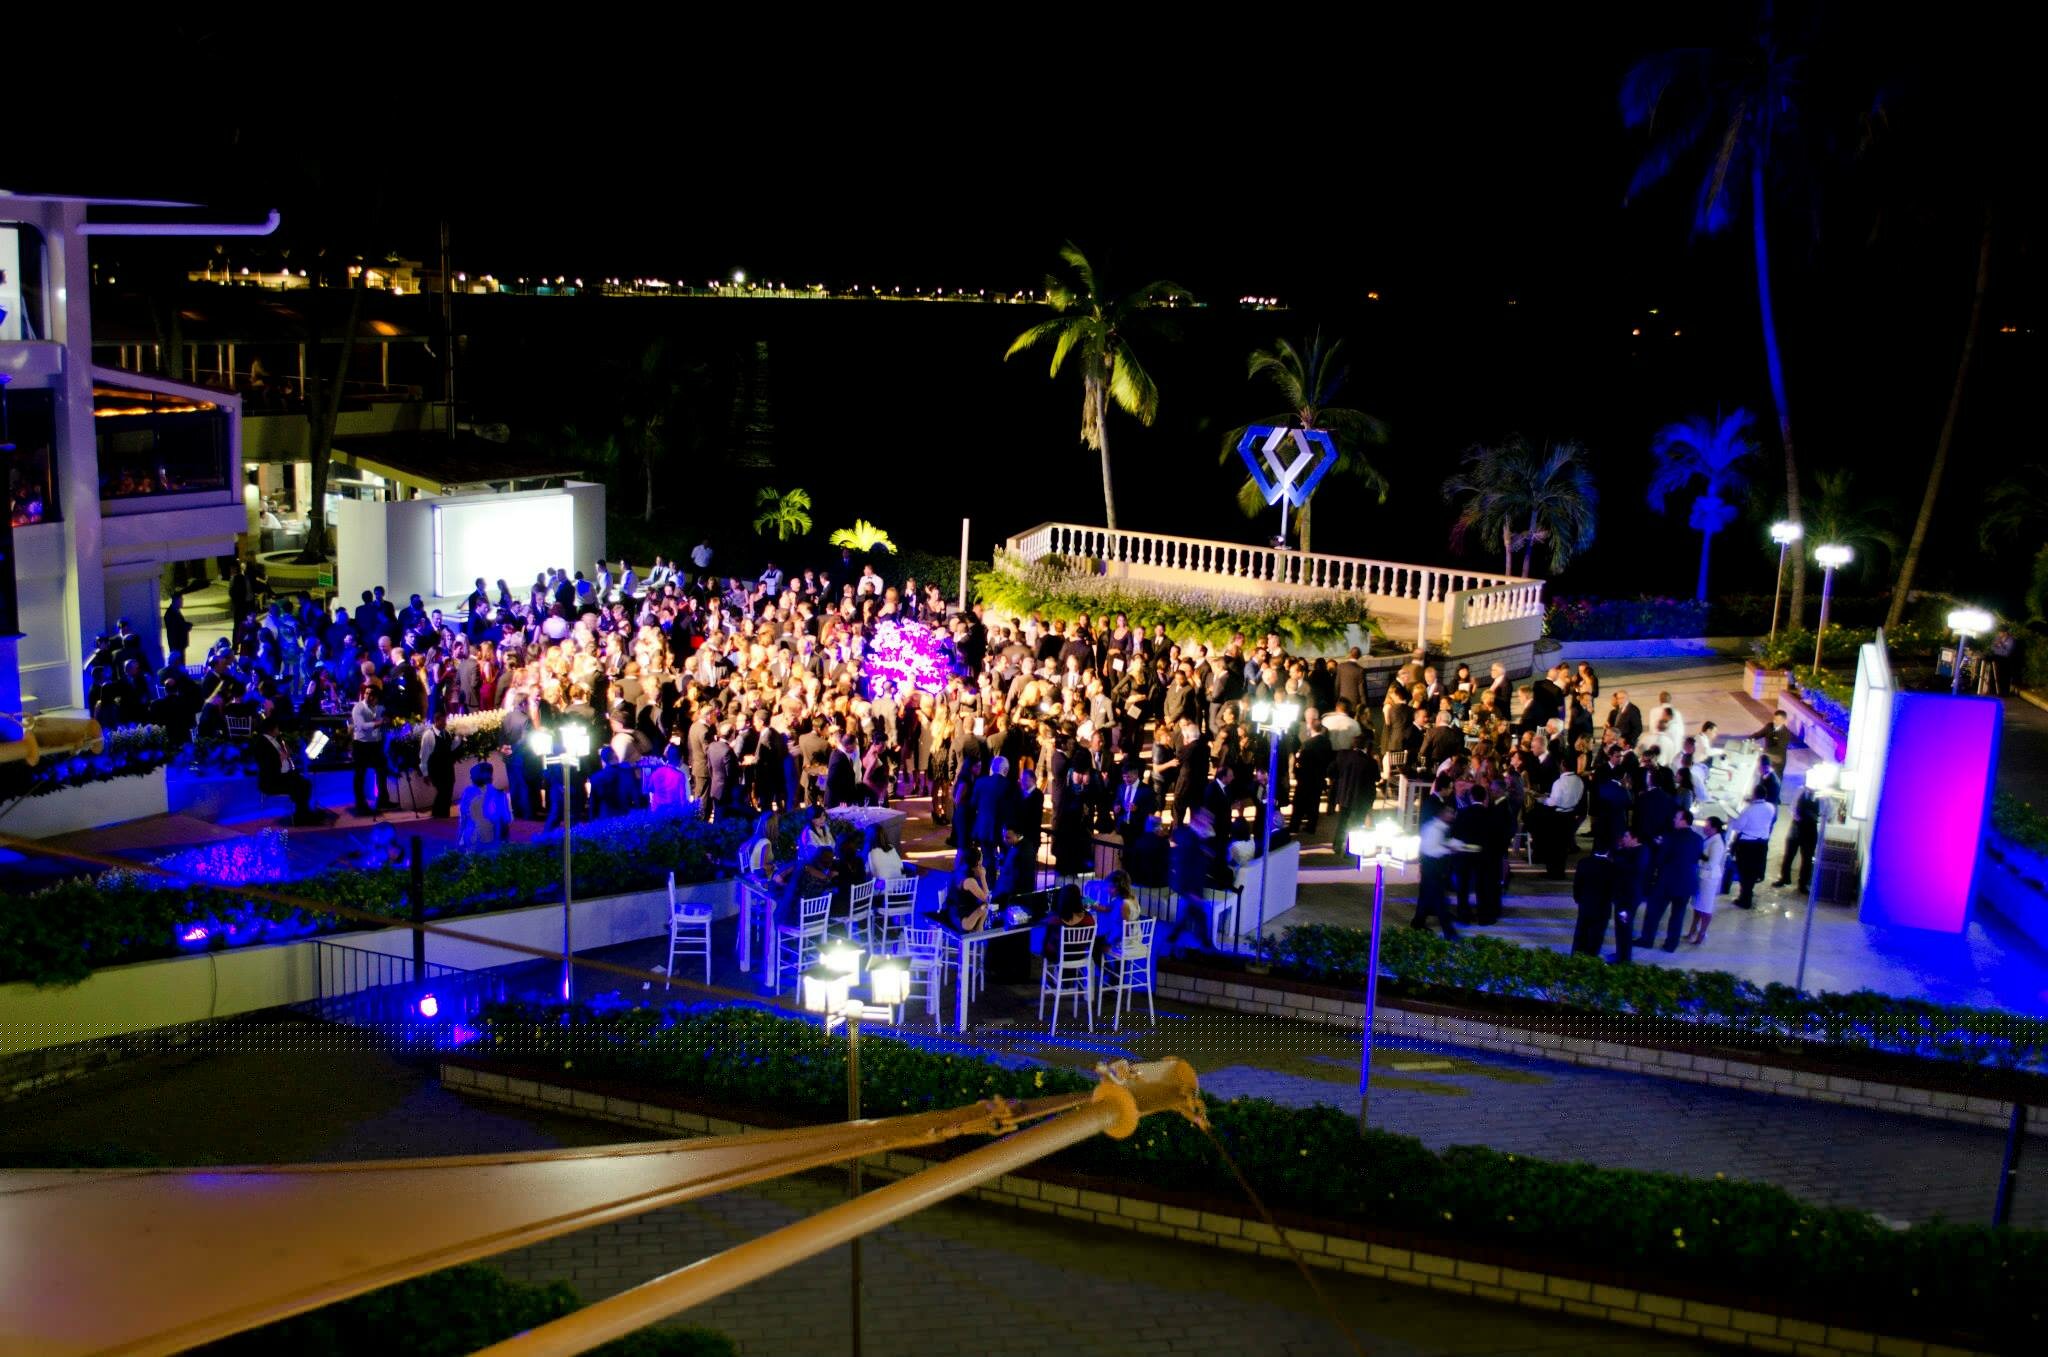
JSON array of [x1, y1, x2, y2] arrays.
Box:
[[473, 1003, 2046, 1351], [194, 1264, 733, 1357], [975, 556, 1380, 651], [2, 812, 775, 988], [1257, 924, 2048, 1073]]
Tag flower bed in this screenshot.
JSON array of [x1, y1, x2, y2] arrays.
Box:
[[975, 556, 1378, 651], [469, 1002, 2045, 1352], [1256, 924, 2048, 1076], [1544, 596, 1710, 641], [0, 813, 775, 988], [0, 724, 177, 801]]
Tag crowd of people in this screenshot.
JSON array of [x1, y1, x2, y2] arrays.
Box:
[[116, 546, 1816, 960]]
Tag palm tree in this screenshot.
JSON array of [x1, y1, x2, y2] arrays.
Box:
[[1442, 436, 1599, 577], [1803, 470, 1897, 582], [752, 486, 813, 541], [1624, 14, 1815, 625], [1004, 243, 1191, 529], [618, 338, 707, 523], [1981, 463, 2048, 550], [1215, 332, 1388, 553], [828, 520, 897, 555], [1647, 408, 1762, 601]]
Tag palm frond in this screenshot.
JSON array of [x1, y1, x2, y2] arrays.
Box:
[[1004, 318, 1067, 362], [1105, 343, 1161, 425], [828, 519, 898, 554], [1056, 241, 1097, 299]]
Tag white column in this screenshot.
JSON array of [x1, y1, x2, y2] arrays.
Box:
[[52, 200, 105, 712]]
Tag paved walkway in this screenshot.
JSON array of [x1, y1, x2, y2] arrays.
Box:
[[0, 1037, 1718, 1357]]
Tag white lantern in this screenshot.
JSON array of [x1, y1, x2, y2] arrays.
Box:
[[1250, 700, 1273, 727], [800, 964, 854, 1016], [526, 729, 554, 758], [867, 957, 909, 1007], [1814, 543, 1854, 571], [1271, 700, 1302, 730], [1947, 607, 1993, 639], [1769, 521, 1804, 546], [821, 940, 864, 975], [561, 724, 592, 759]]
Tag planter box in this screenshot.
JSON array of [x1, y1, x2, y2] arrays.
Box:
[[0, 878, 736, 1057], [443, 1061, 2001, 1357], [1981, 832, 2048, 956], [1744, 659, 1793, 704], [1780, 688, 1849, 762], [0, 767, 168, 839], [1154, 960, 2048, 1137]]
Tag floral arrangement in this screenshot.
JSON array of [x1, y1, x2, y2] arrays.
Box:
[[860, 618, 965, 698], [0, 724, 177, 801], [975, 555, 1379, 651]]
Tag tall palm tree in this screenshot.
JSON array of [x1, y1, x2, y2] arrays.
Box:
[[1005, 243, 1190, 529], [1442, 436, 1599, 577], [1216, 332, 1388, 553], [618, 338, 707, 523], [1647, 407, 1762, 601], [1803, 469, 1897, 582], [1624, 13, 1815, 625], [752, 486, 813, 541], [1981, 463, 2048, 551]]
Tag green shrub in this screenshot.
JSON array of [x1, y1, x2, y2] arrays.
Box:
[[194, 1263, 734, 1357], [1993, 792, 2048, 854], [472, 1003, 2046, 1351], [1256, 924, 2048, 1071], [975, 556, 1380, 651], [1544, 596, 1710, 640], [1, 813, 782, 988]]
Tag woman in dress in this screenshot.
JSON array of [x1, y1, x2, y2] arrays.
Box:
[[943, 843, 991, 932], [1687, 815, 1726, 944]]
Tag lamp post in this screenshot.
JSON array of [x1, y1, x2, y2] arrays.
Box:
[[528, 723, 591, 1001], [802, 941, 906, 1357], [1248, 698, 1302, 953], [1810, 544, 1853, 679], [1767, 522, 1803, 646], [1346, 819, 1419, 1134], [1947, 607, 1994, 696]]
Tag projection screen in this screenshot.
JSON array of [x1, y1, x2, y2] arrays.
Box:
[[432, 494, 574, 599]]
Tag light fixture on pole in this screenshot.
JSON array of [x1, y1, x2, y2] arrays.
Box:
[[1346, 819, 1419, 1134], [1810, 544, 1853, 679], [1248, 698, 1302, 951], [1946, 607, 1994, 696], [528, 723, 592, 1001], [1767, 522, 1803, 646], [800, 939, 901, 1357]]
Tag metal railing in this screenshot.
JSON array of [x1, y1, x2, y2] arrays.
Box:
[[303, 938, 504, 1029], [1004, 521, 1542, 613]]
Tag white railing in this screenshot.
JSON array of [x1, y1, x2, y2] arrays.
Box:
[[1004, 521, 1543, 615], [1455, 579, 1547, 628]]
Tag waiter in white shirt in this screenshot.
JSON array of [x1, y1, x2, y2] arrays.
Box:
[[1728, 788, 1777, 909]]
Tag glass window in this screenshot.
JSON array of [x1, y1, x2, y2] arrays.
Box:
[[1, 222, 52, 342], [95, 387, 231, 501], [4, 387, 59, 526]]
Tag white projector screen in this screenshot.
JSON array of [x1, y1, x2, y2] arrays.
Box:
[[433, 495, 574, 598]]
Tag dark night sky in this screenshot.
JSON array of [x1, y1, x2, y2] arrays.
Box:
[[9, 7, 2039, 604]]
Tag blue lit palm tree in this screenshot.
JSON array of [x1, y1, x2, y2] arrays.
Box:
[[1648, 407, 1762, 602], [1623, 12, 1815, 624], [1005, 243, 1191, 529], [1216, 332, 1388, 554]]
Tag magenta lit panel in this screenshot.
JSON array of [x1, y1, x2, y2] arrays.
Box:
[[1861, 693, 2001, 932]]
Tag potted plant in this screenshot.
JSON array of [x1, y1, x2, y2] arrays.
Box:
[[1745, 632, 1800, 702]]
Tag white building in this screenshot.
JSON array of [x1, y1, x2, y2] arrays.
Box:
[[3, 191, 273, 714]]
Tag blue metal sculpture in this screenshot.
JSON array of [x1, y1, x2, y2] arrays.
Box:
[[1235, 425, 1339, 543]]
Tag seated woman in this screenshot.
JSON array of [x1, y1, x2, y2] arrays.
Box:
[[942, 843, 992, 932], [865, 824, 906, 882], [798, 804, 836, 858], [778, 846, 838, 927], [1083, 868, 1141, 926], [1039, 883, 1095, 961]]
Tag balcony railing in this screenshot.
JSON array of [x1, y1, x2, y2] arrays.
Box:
[[1004, 521, 1543, 615]]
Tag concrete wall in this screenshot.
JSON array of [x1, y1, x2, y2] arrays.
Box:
[[0, 877, 734, 1056]]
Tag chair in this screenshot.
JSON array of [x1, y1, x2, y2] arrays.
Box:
[[878, 877, 918, 954], [1205, 885, 1240, 952], [773, 892, 832, 995], [842, 879, 877, 950], [904, 925, 951, 1024], [1098, 917, 1157, 1031], [1038, 924, 1096, 1035], [664, 871, 713, 988]]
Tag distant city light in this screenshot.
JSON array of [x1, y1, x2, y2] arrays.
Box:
[[733, 269, 746, 284]]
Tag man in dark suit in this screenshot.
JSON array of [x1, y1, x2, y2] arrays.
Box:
[[1572, 833, 1638, 962], [1607, 690, 1645, 750], [1333, 648, 1368, 712], [1637, 808, 1705, 951], [251, 715, 318, 823], [1485, 662, 1512, 714], [1112, 761, 1156, 840], [1419, 710, 1465, 775], [687, 708, 716, 817], [823, 734, 859, 809], [971, 755, 1020, 867], [1168, 719, 1209, 823], [1589, 757, 1634, 852], [1520, 665, 1566, 732], [1774, 783, 1823, 891], [588, 746, 638, 818], [1291, 711, 1333, 834], [1749, 711, 1794, 779]]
